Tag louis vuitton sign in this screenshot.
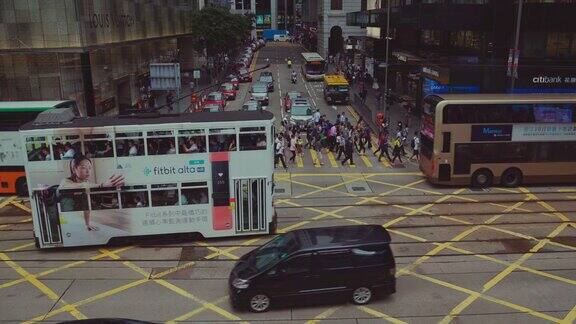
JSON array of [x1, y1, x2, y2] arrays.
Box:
[[89, 13, 135, 29]]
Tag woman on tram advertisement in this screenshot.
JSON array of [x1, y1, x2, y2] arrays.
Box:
[[58, 153, 125, 231]]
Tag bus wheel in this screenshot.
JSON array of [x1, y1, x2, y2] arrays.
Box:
[[501, 168, 523, 187], [16, 177, 28, 197], [471, 169, 493, 188]]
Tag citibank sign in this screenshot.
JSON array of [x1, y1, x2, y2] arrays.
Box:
[[532, 76, 576, 84]]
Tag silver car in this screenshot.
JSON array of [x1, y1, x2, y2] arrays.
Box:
[[290, 98, 313, 122], [250, 82, 269, 106], [242, 100, 263, 111]]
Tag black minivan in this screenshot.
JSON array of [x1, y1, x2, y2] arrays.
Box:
[[229, 225, 396, 312]]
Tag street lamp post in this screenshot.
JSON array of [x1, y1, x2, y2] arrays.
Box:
[[382, 0, 391, 113], [510, 0, 524, 92]]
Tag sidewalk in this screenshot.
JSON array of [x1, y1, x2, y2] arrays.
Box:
[[349, 80, 421, 138]]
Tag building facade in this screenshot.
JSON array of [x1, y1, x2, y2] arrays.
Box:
[[310, 0, 364, 58], [347, 0, 576, 110], [0, 0, 201, 116]]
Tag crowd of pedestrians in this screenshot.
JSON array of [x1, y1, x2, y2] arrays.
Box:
[[273, 110, 420, 170]]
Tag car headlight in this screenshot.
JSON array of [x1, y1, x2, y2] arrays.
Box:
[[232, 278, 250, 289]]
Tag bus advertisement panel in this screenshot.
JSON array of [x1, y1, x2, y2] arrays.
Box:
[[20, 111, 276, 248], [419, 94, 576, 188]]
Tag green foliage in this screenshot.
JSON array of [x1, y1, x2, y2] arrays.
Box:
[[189, 7, 252, 57]]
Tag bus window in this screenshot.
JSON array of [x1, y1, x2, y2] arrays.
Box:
[[52, 135, 81, 160], [58, 188, 88, 212], [239, 127, 267, 151], [115, 132, 144, 157], [26, 136, 50, 161], [120, 185, 149, 209], [90, 187, 120, 210], [151, 184, 178, 207], [84, 134, 113, 158], [146, 130, 176, 155], [178, 129, 207, 154], [180, 182, 209, 205], [209, 128, 237, 152]]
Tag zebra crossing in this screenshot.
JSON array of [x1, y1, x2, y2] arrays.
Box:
[[278, 147, 418, 170]]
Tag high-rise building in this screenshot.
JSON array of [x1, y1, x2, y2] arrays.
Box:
[[0, 0, 203, 116], [347, 0, 576, 109]]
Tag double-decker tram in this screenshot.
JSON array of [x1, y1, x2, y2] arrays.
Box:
[[420, 94, 576, 187], [20, 109, 276, 248]]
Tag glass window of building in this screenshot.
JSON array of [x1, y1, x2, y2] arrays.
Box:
[[449, 31, 483, 50], [546, 33, 576, 58], [421, 30, 443, 46], [331, 0, 343, 10]]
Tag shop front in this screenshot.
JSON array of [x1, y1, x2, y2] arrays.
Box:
[[511, 65, 576, 94]]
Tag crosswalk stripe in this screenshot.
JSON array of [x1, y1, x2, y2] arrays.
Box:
[[296, 154, 304, 168], [326, 152, 339, 168], [309, 149, 321, 167], [360, 155, 373, 168]]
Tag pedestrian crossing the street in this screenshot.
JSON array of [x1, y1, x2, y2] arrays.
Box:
[[277, 147, 417, 170]]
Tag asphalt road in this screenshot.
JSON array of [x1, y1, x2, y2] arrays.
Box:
[[0, 43, 575, 324]]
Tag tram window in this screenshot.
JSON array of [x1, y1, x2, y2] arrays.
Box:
[[120, 186, 149, 209], [90, 188, 120, 210], [146, 131, 176, 155], [58, 189, 88, 212], [52, 135, 81, 160], [84, 134, 113, 158], [209, 134, 237, 152], [239, 133, 267, 151], [115, 132, 144, 157], [178, 130, 207, 154], [26, 136, 50, 161], [151, 184, 179, 207], [181, 182, 209, 205]]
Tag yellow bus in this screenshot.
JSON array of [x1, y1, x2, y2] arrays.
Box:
[[323, 74, 350, 104], [419, 94, 576, 187]]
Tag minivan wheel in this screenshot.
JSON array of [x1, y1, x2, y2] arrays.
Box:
[[352, 287, 373, 305], [249, 293, 271, 312], [501, 168, 523, 187]]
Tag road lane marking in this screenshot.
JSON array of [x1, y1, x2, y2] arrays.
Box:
[[0, 196, 16, 208], [296, 154, 304, 168], [360, 155, 373, 168], [306, 307, 341, 324], [358, 305, 407, 324], [309, 149, 321, 167], [326, 151, 339, 167], [167, 296, 230, 323]]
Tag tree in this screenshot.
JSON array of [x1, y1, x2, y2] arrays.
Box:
[[189, 7, 252, 58]]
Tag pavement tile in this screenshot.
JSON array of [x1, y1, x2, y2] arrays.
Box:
[[487, 271, 576, 317], [0, 279, 74, 322], [76, 279, 200, 322]]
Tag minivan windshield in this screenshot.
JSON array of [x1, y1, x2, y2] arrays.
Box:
[[250, 232, 299, 272]]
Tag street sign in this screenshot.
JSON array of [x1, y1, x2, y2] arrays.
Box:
[[193, 69, 201, 79], [507, 48, 514, 77], [150, 63, 181, 91], [513, 49, 520, 79]]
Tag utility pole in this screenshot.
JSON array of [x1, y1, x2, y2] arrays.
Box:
[[510, 0, 523, 92], [381, 0, 391, 112]]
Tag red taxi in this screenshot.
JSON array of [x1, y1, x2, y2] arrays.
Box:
[[220, 83, 237, 100]]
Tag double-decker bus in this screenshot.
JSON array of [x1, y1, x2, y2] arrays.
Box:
[[20, 110, 276, 248], [420, 94, 576, 187], [301, 52, 326, 81], [0, 101, 80, 196]]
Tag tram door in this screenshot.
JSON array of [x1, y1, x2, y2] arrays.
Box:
[[234, 178, 267, 233]]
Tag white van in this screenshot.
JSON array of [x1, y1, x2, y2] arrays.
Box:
[[274, 34, 289, 42]]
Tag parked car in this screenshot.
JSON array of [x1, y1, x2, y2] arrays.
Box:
[[202, 104, 223, 113], [273, 34, 290, 42], [289, 98, 313, 123], [202, 92, 226, 110], [282, 91, 302, 112], [220, 83, 238, 100], [229, 225, 396, 312], [259, 72, 274, 92], [238, 68, 252, 82], [225, 74, 240, 90], [250, 82, 269, 107], [242, 100, 263, 111]]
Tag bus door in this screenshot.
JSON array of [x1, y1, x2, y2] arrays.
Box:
[[32, 187, 63, 246], [234, 178, 267, 233]]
